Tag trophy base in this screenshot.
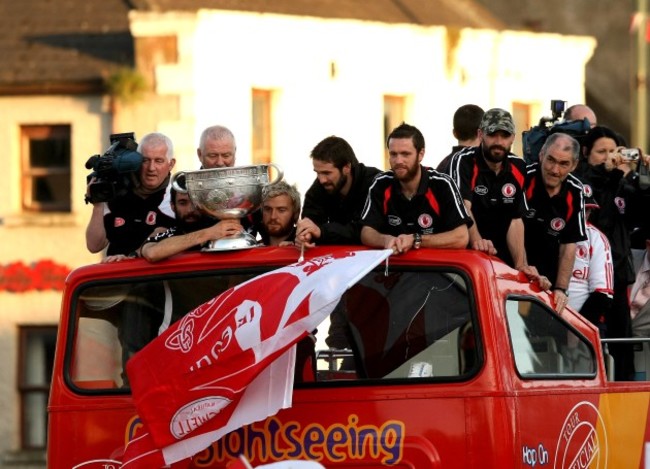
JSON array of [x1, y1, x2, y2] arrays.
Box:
[[201, 233, 260, 252]]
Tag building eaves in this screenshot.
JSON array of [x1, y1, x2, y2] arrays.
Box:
[[133, 0, 506, 29]]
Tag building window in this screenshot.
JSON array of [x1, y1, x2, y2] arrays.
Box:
[[21, 125, 71, 212], [383, 96, 405, 170], [252, 89, 273, 165], [512, 102, 532, 157], [18, 325, 57, 449]]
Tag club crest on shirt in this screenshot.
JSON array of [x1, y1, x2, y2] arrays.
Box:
[[550, 217, 566, 232], [418, 214, 433, 229], [576, 244, 588, 260], [614, 197, 625, 214], [583, 184, 593, 198], [146, 211, 157, 225], [501, 183, 516, 198], [388, 215, 402, 226], [114, 217, 125, 228]]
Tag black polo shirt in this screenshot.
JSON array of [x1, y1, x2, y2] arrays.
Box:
[[523, 164, 587, 284], [104, 187, 175, 256], [448, 146, 527, 266], [360, 166, 471, 236]]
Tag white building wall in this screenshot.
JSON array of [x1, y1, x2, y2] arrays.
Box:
[[131, 10, 595, 198], [455, 29, 595, 129]]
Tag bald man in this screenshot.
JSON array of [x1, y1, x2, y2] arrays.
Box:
[[564, 104, 597, 128]]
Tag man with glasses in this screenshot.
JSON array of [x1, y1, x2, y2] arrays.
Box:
[[523, 133, 587, 312]]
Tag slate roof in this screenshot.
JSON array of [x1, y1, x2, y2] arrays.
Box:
[[0, 0, 134, 94], [0, 0, 503, 94]]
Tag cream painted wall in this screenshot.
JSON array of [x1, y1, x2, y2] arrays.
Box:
[[0, 292, 63, 452], [0, 95, 106, 459], [0, 95, 108, 265], [131, 10, 595, 199]]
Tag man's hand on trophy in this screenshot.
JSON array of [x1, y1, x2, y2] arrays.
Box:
[[209, 219, 244, 239]]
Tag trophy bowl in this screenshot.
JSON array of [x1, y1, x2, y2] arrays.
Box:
[[171, 163, 283, 251]]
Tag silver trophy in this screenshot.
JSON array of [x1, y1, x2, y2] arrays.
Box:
[[171, 164, 283, 251]]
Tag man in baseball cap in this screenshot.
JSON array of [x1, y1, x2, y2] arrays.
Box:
[[480, 108, 516, 135], [448, 107, 549, 292]]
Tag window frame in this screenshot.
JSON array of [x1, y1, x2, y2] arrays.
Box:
[[252, 89, 273, 165], [505, 295, 597, 380], [18, 324, 58, 450], [65, 264, 482, 395], [512, 102, 532, 156], [20, 124, 72, 213], [383, 95, 406, 170]]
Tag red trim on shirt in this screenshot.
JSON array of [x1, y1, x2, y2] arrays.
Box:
[[383, 186, 392, 215], [425, 189, 440, 216]]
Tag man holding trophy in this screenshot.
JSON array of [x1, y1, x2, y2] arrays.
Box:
[[140, 189, 244, 262], [138, 125, 284, 260]]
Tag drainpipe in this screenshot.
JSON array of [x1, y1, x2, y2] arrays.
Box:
[[634, 0, 647, 149]]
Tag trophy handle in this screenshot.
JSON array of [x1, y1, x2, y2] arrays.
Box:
[[171, 171, 188, 193], [268, 163, 284, 185]]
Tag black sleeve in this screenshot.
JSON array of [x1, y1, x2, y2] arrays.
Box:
[[318, 220, 363, 245], [578, 291, 612, 327], [434, 174, 473, 232], [449, 154, 473, 201], [302, 181, 363, 245], [359, 183, 387, 233], [301, 180, 329, 225]]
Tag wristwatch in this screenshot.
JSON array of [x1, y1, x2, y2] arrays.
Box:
[[413, 233, 422, 249]]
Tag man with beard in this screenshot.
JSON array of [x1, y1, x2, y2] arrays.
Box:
[[258, 181, 301, 246], [360, 122, 471, 253], [296, 136, 381, 249], [524, 133, 587, 312], [139, 188, 243, 262], [448, 108, 538, 276]]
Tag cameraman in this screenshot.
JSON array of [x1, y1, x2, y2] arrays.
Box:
[[564, 104, 598, 128], [85, 132, 176, 257]]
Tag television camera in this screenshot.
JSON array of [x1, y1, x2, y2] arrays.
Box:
[[521, 100, 591, 164], [85, 132, 143, 204]]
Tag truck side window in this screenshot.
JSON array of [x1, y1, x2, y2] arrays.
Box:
[[71, 273, 255, 390], [505, 299, 596, 378], [317, 269, 478, 381], [68, 268, 478, 392]]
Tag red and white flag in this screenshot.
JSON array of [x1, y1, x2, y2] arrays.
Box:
[[120, 249, 392, 468]]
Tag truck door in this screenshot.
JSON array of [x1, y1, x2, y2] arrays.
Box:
[[504, 297, 625, 469]]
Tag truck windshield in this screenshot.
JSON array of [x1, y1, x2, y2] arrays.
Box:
[[67, 267, 478, 392]]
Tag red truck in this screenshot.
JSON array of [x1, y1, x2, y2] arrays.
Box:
[[48, 246, 650, 468]]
